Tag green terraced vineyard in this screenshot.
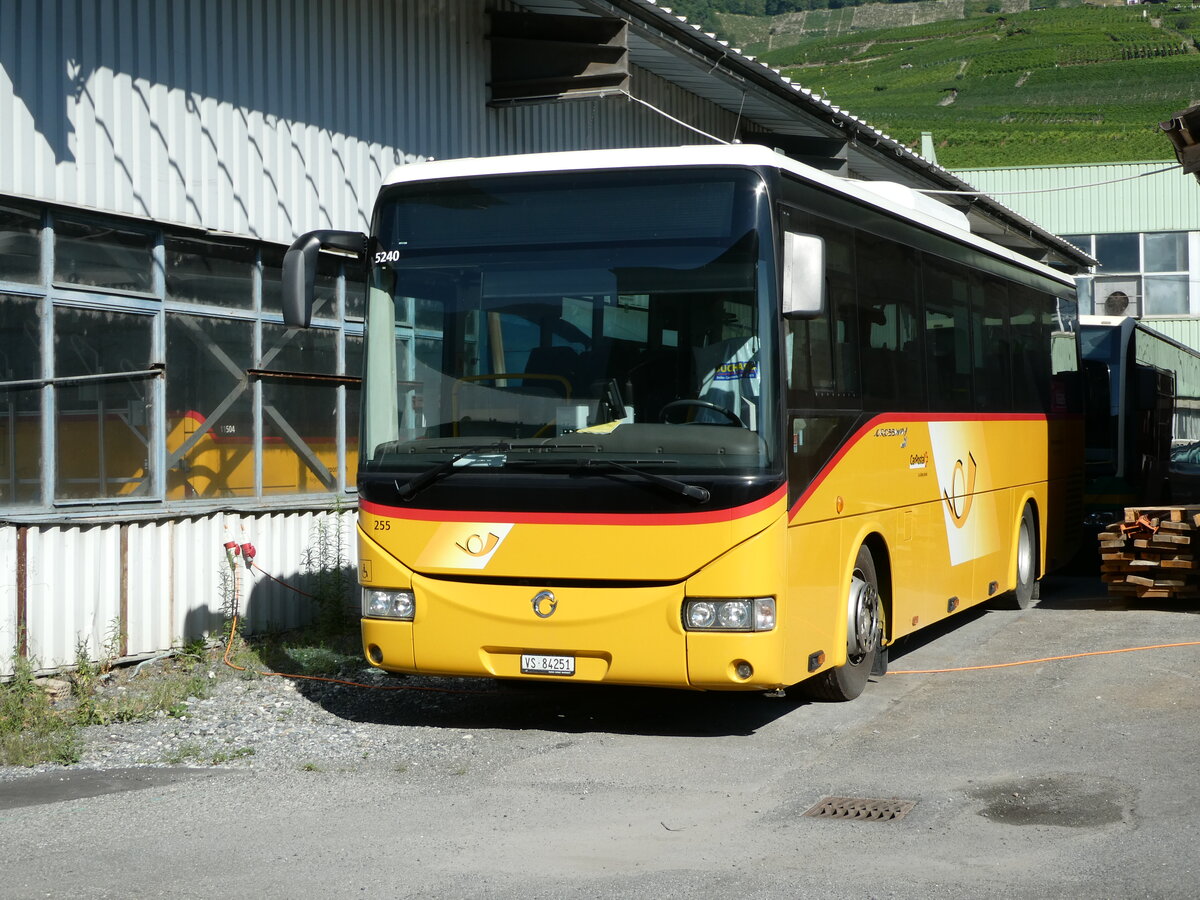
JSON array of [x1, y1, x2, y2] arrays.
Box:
[[718, 2, 1200, 167]]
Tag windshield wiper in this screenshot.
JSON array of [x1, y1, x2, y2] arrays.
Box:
[[393, 442, 510, 501], [583, 459, 710, 504]]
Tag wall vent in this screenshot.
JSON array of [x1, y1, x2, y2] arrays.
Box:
[[489, 12, 629, 105]]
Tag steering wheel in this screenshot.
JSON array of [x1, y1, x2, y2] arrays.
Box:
[[659, 399, 745, 428]]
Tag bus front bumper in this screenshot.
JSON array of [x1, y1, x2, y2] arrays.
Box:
[[360, 578, 788, 691]]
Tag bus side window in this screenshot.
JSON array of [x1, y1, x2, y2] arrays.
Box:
[[923, 256, 973, 412], [1011, 284, 1050, 412], [974, 275, 1012, 413], [855, 233, 922, 411]]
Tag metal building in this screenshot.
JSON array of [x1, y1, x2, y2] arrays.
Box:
[[955, 161, 1200, 330], [0, 0, 1090, 676]]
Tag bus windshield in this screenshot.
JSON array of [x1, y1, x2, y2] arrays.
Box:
[[359, 167, 780, 506]]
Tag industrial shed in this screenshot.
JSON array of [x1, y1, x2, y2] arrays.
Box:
[[0, 0, 1090, 676]]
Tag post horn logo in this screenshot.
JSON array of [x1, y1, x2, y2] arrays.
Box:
[[457, 532, 501, 557], [942, 452, 977, 528], [531, 590, 558, 618]]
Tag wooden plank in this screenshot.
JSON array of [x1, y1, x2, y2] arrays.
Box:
[[1133, 534, 1192, 547], [1158, 520, 1196, 533], [1123, 574, 1157, 587]]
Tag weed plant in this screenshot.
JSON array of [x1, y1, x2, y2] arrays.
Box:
[[0, 650, 80, 767], [302, 505, 355, 637], [0, 637, 217, 768]]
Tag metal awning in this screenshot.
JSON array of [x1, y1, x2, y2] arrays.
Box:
[[511, 0, 1096, 273]]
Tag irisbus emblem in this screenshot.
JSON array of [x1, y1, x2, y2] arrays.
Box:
[[531, 590, 558, 618]]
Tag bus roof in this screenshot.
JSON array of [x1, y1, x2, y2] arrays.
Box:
[[380, 144, 1076, 290]]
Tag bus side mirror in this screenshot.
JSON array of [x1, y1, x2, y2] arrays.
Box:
[[781, 232, 825, 319], [282, 230, 368, 328]]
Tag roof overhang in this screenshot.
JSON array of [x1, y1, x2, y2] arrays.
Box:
[[510, 0, 1096, 273]]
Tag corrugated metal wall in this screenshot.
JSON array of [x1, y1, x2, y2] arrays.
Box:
[[0, 530, 15, 678], [955, 162, 1200, 236], [1, 509, 357, 678], [1148, 317, 1200, 351], [0, 0, 741, 246]]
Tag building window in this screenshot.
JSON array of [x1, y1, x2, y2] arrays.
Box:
[[165, 313, 255, 500], [0, 294, 43, 505], [260, 323, 342, 496], [0, 195, 365, 515], [53, 307, 156, 501], [0, 204, 42, 285], [1144, 275, 1189, 316], [167, 236, 255, 309], [262, 245, 338, 321], [1069, 231, 1192, 318], [1093, 233, 1139, 274], [54, 216, 155, 294], [1145, 232, 1187, 273]]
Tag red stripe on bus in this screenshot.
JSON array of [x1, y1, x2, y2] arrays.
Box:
[[361, 483, 787, 527], [787, 412, 1046, 522]]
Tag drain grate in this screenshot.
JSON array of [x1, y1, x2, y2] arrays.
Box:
[[802, 796, 916, 822]]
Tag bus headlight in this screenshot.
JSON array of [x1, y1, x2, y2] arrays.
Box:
[[684, 598, 775, 632], [363, 588, 415, 620]]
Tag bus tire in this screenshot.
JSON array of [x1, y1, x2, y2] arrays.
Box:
[[1008, 503, 1039, 610], [803, 545, 881, 702]]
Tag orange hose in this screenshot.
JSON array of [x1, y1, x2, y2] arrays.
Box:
[[887, 640, 1200, 675]]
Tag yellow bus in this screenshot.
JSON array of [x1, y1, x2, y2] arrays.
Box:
[[283, 145, 1081, 700]]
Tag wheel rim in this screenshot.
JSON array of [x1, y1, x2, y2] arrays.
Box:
[[1018, 518, 1034, 585], [847, 568, 880, 661]]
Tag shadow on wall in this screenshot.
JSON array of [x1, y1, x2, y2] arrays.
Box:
[[5, 1, 463, 165]]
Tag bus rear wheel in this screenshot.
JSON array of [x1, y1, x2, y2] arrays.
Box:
[[803, 545, 882, 702]]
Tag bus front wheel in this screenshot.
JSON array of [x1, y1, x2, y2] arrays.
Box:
[[1006, 504, 1039, 611], [803, 545, 882, 702]]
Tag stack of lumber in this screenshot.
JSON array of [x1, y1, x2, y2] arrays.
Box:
[[1098, 506, 1200, 599]]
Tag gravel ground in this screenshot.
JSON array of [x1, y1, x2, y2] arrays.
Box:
[[2, 652, 536, 781]]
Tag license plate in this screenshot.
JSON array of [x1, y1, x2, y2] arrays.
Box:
[[520, 653, 575, 676]]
